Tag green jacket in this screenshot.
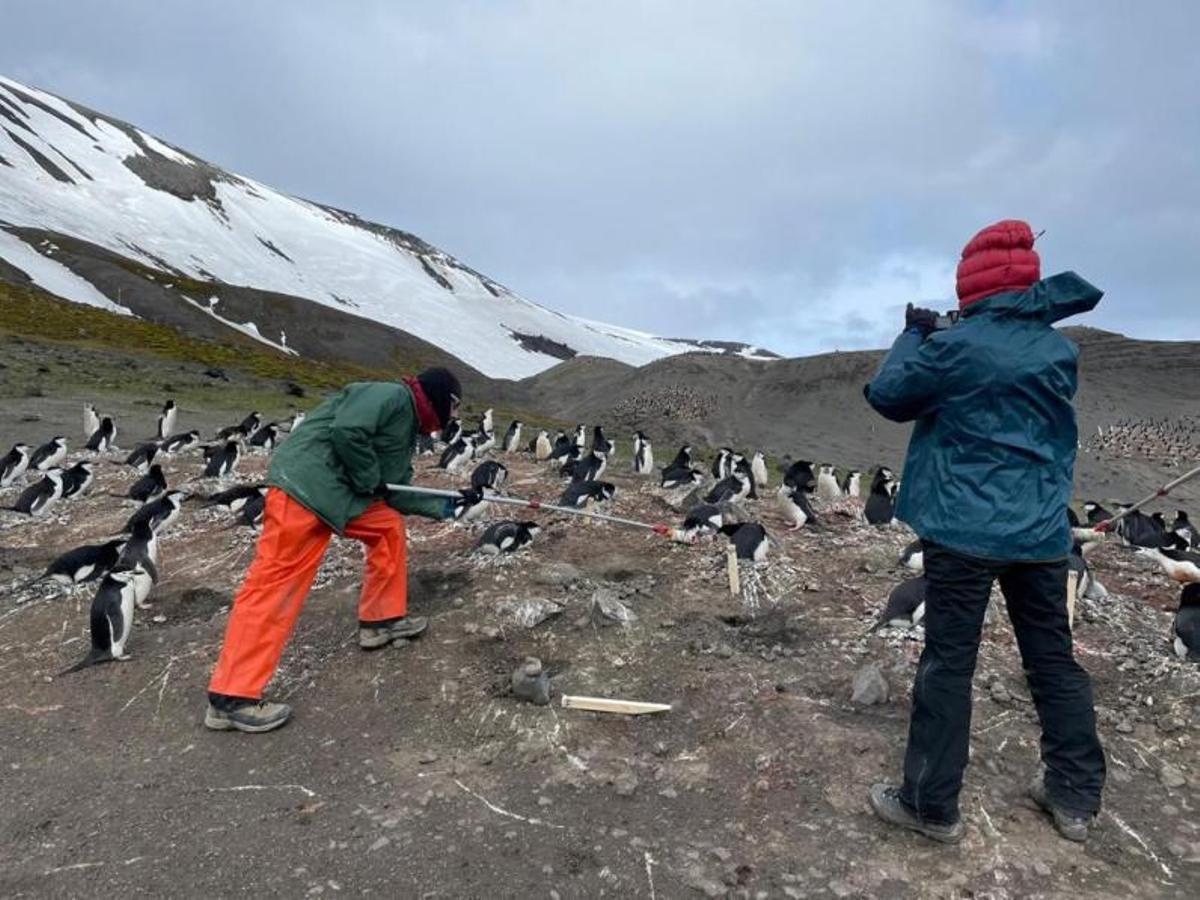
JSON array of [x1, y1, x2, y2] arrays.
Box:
[[267, 382, 448, 533]]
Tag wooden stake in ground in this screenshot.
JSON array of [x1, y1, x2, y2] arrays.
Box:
[[1067, 570, 1079, 629], [561, 695, 672, 716], [726, 544, 740, 597]]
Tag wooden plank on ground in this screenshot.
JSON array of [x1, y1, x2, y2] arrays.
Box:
[[560, 695, 672, 716]]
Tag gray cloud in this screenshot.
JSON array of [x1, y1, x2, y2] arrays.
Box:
[[2, 1, 1197, 356]]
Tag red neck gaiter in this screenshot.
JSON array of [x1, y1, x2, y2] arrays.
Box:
[[402, 377, 442, 435]]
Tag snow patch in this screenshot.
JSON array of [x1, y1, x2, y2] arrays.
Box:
[[0, 227, 130, 315], [179, 294, 298, 355]]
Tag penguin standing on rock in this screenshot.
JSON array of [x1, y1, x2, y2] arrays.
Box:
[[565, 450, 607, 483], [776, 483, 817, 531], [86, 417, 117, 452], [11, 469, 64, 517], [471, 460, 508, 492], [661, 445, 701, 488], [39, 538, 125, 586], [871, 578, 927, 631], [750, 452, 769, 489], [248, 423, 279, 452], [123, 490, 186, 535], [783, 460, 816, 493], [61, 461, 96, 499], [83, 403, 100, 440], [200, 483, 267, 515], [633, 432, 654, 475], [203, 441, 241, 478], [124, 442, 159, 473], [721, 522, 769, 562], [560, 480, 616, 509], [1, 443, 31, 487], [438, 437, 474, 473], [157, 400, 177, 440], [816, 464, 841, 503], [864, 468, 898, 525], [1174, 583, 1200, 660], [503, 421, 523, 453], [1172, 510, 1198, 549], [711, 448, 734, 481], [733, 457, 759, 500], [475, 520, 540, 555], [162, 430, 200, 454], [450, 487, 488, 523], [706, 471, 751, 505], [899, 540, 924, 573], [60, 566, 151, 673], [682, 504, 723, 540], [841, 470, 862, 498], [592, 426, 614, 457], [31, 437, 68, 472], [127, 464, 168, 503], [117, 520, 160, 574], [533, 430, 553, 461]]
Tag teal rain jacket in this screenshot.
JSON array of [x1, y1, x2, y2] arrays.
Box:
[[865, 272, 1103, 561]]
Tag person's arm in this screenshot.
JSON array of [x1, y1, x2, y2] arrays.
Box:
[[329, 386, 388, 496], [385, 461, 455, 519], [864, 329, 948, 423]]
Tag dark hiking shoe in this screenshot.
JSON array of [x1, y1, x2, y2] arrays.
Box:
[[868, 783, 965, 844], [1028, 772, 1092, 843], [358, 616, 429, 649], [204, 699, 291, 733]]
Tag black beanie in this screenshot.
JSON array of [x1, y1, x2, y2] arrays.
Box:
[[416, 367, 462, 428]]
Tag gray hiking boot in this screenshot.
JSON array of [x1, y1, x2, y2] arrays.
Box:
[[204, 699, 291, 733], [358, 616, 429, 649], [1028, 772, 1092, 843], [868, 783, 965, 844]]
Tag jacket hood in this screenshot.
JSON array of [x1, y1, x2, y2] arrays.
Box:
[[961, 271, 1103, 326]]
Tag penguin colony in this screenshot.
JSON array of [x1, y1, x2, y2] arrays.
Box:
[[3, 397, 1198, 672], [1082, 416, 1200, 465], [2, 401, 293, 672]]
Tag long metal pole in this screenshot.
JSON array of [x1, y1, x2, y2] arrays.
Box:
[[385, 483, 687, 540], [1093, 462, 1200, 533]]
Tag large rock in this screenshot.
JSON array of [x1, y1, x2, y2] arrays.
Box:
[[591, 588, 636, 627], [851, 664, 890, 706], [511, 657, 551, 706]]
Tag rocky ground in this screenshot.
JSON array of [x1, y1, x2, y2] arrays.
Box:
[[0, 407, 1197, 898]]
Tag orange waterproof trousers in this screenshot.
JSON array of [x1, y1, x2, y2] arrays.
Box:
[[209, 488, 407, 700]]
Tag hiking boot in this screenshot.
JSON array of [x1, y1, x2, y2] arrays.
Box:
[[204, 699, 291, 733], [868, 783, 965, 844], [1028, 772, 1092, 843], [358, 616, 429, 649]]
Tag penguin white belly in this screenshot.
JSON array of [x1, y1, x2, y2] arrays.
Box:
[[109, 590, 136, 659], [816, 474, 841, 503], [752, 539, 768, 563], [751, 459, 768, 487], [1175, 636, 1189, 659]]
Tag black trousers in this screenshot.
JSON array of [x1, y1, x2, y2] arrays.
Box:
[[898, 543, 1106, 824]]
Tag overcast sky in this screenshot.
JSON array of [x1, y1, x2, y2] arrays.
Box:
[[2, 2, 1196, 356]]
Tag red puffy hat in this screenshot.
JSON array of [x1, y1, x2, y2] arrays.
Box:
[[955, 219, 1041, 309]]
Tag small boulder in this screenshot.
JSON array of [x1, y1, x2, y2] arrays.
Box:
[[851, 664, 889, 706], [511, 657, 551, 706]]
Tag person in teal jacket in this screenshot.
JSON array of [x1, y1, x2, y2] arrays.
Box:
[[865, 221, 1106, 844]]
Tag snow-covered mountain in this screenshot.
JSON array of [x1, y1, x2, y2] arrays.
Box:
[[0, 76, 775, 379]]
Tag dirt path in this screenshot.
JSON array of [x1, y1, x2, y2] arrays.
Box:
[[0, 444, 1197, 898]]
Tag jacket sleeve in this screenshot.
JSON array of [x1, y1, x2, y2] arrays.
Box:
[[864, 330, 947, 422], [330, 387, 387, 496], [385, 463, 451, 520]]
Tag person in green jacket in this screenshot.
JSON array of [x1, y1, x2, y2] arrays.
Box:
[[205, 368, 465, 733]]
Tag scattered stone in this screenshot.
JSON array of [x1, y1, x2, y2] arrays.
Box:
[[989, 681, 1011, 704], [1159, 765, 1186, 789], [418, 750, 439, 765], [511, 657, 551, 706], [499, 596, 566, 628], [715, 644, 734, 660], [1033, 860, 1052, 877], [851, 664, 889, 706], [591, 589, 635, 627], [531, 562, 583, 587], [681, 864, 726, 897], [368, 836, 391, 852], [613, 771, 639, 797], [1115, 720, 1135, 734]]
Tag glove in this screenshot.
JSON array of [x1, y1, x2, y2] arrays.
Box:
[[905, 303, 939, 338]]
